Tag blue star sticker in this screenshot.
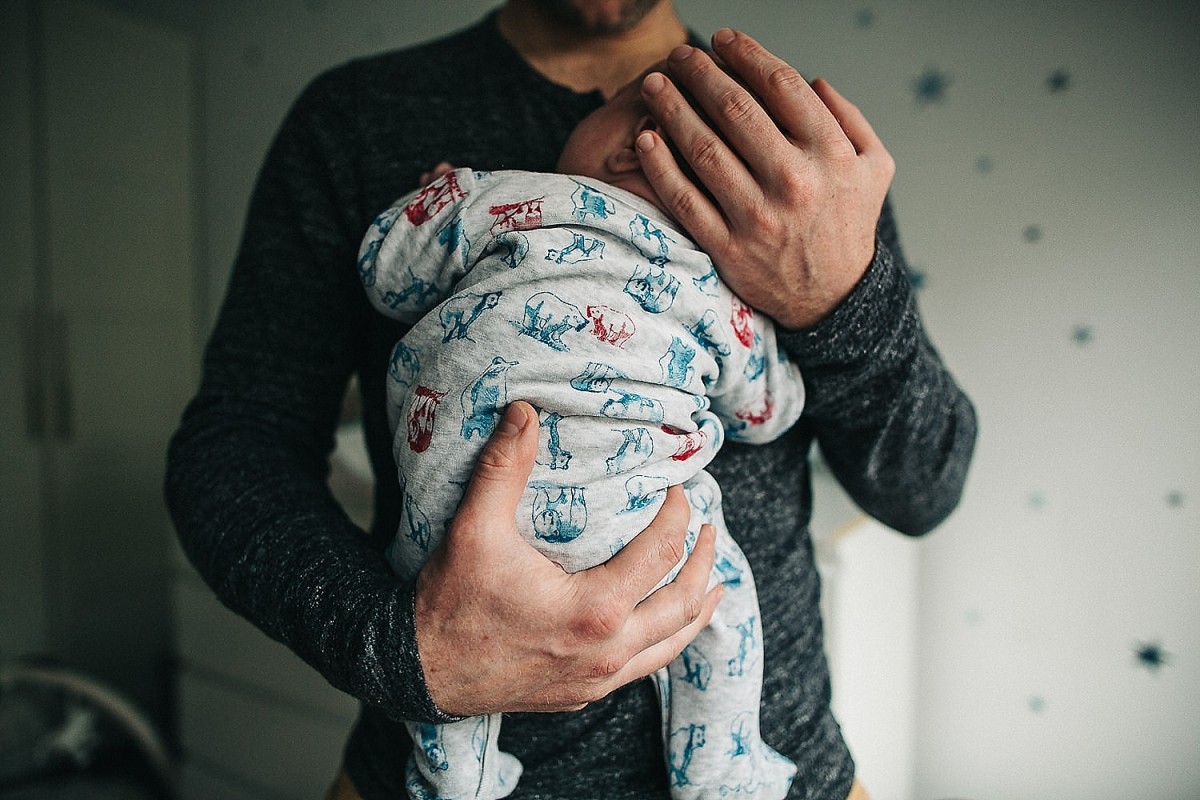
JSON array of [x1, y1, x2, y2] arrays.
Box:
[[1165, 490, 1184, 508], [1134, 641, 1171, 673], [1023, 224, 1043, 243], [1046, 68, 1071, 93], [855, 8, 875, 29], [913, 67, 951, 107], [1071, 325, 1094, 346]]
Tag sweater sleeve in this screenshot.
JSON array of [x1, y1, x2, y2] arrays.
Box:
[[777, 198, 977, 535], [164, 65, 455, 724]]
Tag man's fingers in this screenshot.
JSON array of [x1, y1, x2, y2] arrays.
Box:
[[450, 401, 538, 543], [617, 582, 722, 687], [709, 28, 849, 155], [621, 521, 719, 655], [635, 127, 729, 252], [660, 44, 787, 178], [589, 485, 692, 605], [614, 523, 723, 685], [811, 78, 895, 177]]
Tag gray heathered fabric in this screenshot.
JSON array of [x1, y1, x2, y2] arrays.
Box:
[[165, 13, 976, 800]]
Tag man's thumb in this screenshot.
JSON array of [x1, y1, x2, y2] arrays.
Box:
[[452, 401, 538, 540]]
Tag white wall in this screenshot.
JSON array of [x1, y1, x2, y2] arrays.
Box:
[[85, 1, 1199, 797]]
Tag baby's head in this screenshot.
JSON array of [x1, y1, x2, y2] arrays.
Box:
[[556, 68, 672, 215]]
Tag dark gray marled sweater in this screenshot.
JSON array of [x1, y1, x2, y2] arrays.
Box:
[[165, 12, 976, 800]]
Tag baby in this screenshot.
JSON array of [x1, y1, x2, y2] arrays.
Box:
[[359, 73, 803, 800]]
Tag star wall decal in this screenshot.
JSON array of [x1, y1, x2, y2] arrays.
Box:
[[1071, 325, 1094, 346], [913, 66, 952, 107], [908, 268, 927, 291], [1134, 641, 1171, 673], [1023, 224, 1043, 243], [855, 8, 876, 29], [1046, 68, 1072, 93], [1028, 695, 1047, 714], [975, 155, 994, 175], [1026, 491, 1047, 510], [1165, 490, 1185, 508]]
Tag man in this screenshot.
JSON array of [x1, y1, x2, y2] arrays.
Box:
[[165, 1, 976, 798]]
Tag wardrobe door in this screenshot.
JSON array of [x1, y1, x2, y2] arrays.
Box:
[[0, 0, 51, 670], [0, 0, 199, 724]]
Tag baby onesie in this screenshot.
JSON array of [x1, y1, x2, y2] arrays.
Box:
[[359, 168, 803, 800]]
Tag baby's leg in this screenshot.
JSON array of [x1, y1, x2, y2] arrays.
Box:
[[656, 472, 797, 800], [404, 715, 521, 800]]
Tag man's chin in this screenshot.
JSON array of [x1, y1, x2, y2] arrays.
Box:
[[534, 0, 664, 36]]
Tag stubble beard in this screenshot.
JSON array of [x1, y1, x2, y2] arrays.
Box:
[[532, 0, 665, 35]]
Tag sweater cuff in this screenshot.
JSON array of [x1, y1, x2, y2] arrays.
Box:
[[776, 234, 916, 372], [389, 581, 466, 725]]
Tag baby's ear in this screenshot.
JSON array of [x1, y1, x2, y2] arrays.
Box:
[[605, 147, 641, 174]]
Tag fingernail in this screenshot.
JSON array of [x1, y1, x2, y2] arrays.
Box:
[[642, 72, 666, 95], [497, 403, 525, 435], [713, 28, 735, 46], [636, 130, 656, 152], [669, 44, 693, 62]]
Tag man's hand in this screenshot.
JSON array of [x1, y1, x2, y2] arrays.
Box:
[[636, 29, 896, 330], [414, 401, 722, 716]]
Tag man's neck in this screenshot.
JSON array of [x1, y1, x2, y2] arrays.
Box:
[[496, 0, 688, 98]]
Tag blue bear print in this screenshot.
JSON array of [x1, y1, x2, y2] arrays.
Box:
[[605, 427, 654, 475], [668, 724, 706, 788], [513, 291, 588, 351], [624, 261, 680, 313], [439, 291, 502, 342], [629, 213, 675, 265], [743, 331, 766, 381], [728, 711, 753, 758], [470, 718, 487, 763], [622, 474, 669, 513], [713, 553, 745, 589], [680, 643, 712, 691], [530, 482, 588, 543], [571, 181, 616, 221], [728, 617, 758, 678], [381, 267, 445, 315], [688, 309, 733, 360], [601, 390, 665, 423], [396, 472, 432, 551], [659, 335, 696, 389], [686, 479, 717, 519], [460, 356, 517, 440], [358, 206, 401, 288], [570, 361, 625, 393], [546, 231, 606, 264], [537, 410, 572, 471], [491, 230, 529, 269], [692, 260, 720, 297], [402, 490, 432, 551], [416, 724, 449, 773], [388, 341, 421, 389], [436, 215, 471, 269]]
